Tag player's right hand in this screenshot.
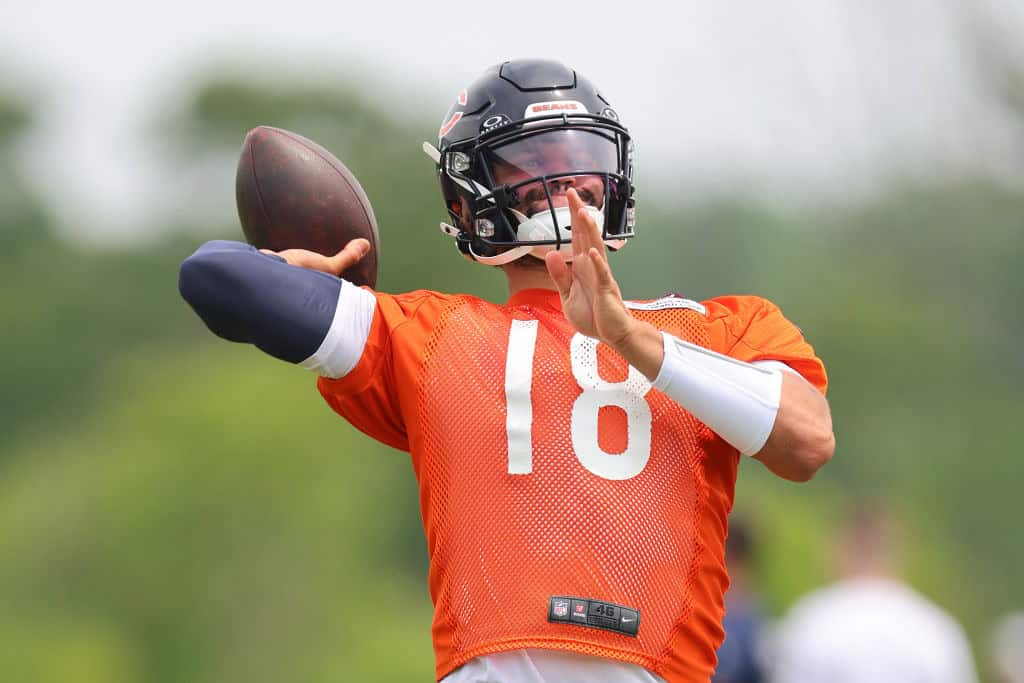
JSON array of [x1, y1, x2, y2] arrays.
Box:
[[261, 238, 371, 278], [544, 189, 635, 345]]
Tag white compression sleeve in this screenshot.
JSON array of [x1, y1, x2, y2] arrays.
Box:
[[299, 280, 376, 379], [652, 332, 783, 456]]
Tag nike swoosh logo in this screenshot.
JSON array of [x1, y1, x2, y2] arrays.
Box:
[[622, 617, 635, 623]]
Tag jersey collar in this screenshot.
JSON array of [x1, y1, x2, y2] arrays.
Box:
[[506, 288, 563, 311]]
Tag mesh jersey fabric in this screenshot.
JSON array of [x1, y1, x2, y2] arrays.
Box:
[[318, 288, 827, 683]]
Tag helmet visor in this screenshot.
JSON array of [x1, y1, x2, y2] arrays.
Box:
[[486, 129, 620, 217]]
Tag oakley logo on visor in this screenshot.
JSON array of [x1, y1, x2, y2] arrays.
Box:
[[524, 100, 588, 119]]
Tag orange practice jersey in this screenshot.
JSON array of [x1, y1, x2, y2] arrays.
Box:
[[318, 288, 827, 682]]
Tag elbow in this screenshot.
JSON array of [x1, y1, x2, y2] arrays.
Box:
[[786, 423, 835, 483], [759, 417, 835, 483], [178, 248, 240, 337], [758, 385, 836, 483], [178, 256, 203, 308], [179, 246, 234, 313]]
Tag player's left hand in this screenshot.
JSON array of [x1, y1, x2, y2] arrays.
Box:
[[545, 189, 638, 347]]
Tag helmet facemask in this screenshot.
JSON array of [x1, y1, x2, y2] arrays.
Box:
[[435, 114, 636, 265]]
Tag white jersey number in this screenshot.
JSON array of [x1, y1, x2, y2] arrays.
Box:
[[504, 320, 653, 481]]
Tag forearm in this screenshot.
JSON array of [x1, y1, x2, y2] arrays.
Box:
[[178, 240, 342, 363], [611, 320, 834, 481], [752, 371, 834, 481]]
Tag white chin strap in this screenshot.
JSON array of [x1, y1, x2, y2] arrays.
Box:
[[439, 205, 627, 266]]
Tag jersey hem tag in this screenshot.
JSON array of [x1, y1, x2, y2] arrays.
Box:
[[548, 596, 640, 637]]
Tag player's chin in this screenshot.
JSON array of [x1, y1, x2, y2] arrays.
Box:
[[505, 254, 549, 270]]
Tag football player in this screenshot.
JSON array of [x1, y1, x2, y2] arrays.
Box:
[[179, 59, 834, 683]]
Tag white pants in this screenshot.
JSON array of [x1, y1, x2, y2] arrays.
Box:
[[442, 648, 666, 683]]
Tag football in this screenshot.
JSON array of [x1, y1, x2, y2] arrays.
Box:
[[236, 126, 380, 288]]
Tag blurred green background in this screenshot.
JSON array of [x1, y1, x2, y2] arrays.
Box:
[[2, 31, 1023, 683]]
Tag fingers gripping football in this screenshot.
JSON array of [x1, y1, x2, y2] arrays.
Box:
[[261, 238, 371, 278], [544, 189, 636, 346]]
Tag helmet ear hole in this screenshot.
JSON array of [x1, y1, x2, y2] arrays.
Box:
[[439, 175, 464, 222]]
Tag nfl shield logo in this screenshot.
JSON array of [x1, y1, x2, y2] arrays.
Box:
[[553, 599, 569, 617]]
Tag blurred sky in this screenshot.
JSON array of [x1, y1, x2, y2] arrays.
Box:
[[3, 0, 1024, 241]]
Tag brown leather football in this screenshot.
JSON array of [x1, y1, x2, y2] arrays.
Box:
[[236, 126, 379, 288]]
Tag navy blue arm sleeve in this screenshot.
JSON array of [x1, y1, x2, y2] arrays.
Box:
[[178, 240, 342, 363]]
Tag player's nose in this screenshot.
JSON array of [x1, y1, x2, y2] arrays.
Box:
[[548, 176, 578, 194]]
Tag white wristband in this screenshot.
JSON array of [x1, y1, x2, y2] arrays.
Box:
[[653, 332, 783, 455]]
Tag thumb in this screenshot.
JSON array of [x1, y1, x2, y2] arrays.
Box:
[[327, 238, 371, 276]]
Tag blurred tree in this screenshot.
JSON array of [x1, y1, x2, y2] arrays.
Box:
[[0, 344, 433, 682]]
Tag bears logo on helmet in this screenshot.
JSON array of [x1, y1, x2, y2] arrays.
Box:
[[423, 59, 636, 265]]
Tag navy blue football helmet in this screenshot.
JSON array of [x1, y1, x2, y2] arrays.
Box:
[[424, 59, 635, 264]]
